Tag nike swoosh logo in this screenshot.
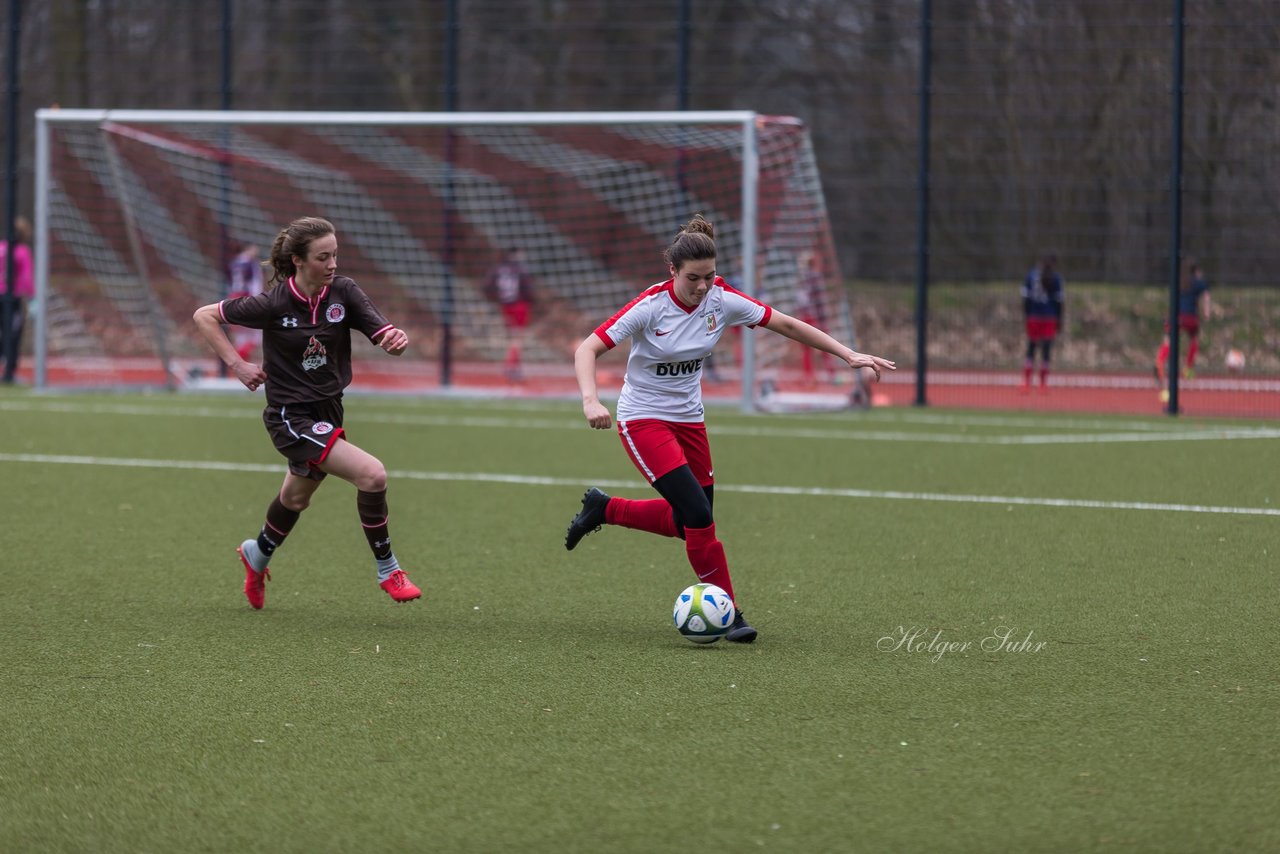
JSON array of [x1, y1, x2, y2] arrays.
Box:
[[654, 329, 670, 336]]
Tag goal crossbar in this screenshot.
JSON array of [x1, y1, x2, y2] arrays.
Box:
[[37, 109, 760, 126]]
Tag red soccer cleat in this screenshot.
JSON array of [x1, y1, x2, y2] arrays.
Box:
[[379, 569, 422, 603], [238, 543, 270, 610]]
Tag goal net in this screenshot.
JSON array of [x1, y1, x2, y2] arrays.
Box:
[[34, 109, 859, 409]]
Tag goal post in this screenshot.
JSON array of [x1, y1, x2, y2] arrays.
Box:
[[34, 109, 859, 410]]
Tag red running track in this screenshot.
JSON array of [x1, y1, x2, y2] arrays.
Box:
[[17, 358, 1280, 420]]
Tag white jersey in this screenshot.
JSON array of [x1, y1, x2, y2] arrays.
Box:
[[595, 277, 772, 422]]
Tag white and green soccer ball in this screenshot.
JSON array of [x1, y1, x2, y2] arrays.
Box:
[[673, 583, 735, 644]]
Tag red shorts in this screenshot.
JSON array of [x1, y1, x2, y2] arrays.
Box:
[[617, 419, 713, 486], [1164, 314, 1200, 337], [1025, 317, 1058, 342], [501, 301, 531, 329]]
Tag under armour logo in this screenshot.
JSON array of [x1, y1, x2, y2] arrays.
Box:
[[281, 316, 298, 328]]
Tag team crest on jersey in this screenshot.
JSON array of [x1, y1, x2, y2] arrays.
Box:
[[281, 316, 299, 328], [312, 421, 334, 435], [704, 313, 718, 333], [301, 335, 328, 371], [325, 304, 346, 323]]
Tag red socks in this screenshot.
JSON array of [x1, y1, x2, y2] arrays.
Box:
[[605, 497, 678, 538], [683, 523, 735, 602], [603, 501, 737, 602]]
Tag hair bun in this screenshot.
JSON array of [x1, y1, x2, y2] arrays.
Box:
[[683, 213, 714, 239]]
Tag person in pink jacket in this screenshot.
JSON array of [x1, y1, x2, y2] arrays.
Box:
[[1, 216, 34, 384]]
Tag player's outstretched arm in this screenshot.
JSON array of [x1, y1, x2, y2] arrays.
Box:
[[574, 334, 613, 429], [762, 310, 896, 381], [193, 303, 266, 391]]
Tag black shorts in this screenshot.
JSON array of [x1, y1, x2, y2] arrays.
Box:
[[263, 399, 346, 480]]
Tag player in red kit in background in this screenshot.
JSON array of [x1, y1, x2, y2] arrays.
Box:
[[563, 214, 895, 642], [193, 216, 422, 609], [484, 247, 536, 381], [1020, 254, 1064, 393], [794, 250, 837, 386]]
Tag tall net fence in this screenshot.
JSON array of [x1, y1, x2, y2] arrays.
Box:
[[37, 111, 855, 403], [7, 2, 1279, 416], [841, 3, 1280, 418]]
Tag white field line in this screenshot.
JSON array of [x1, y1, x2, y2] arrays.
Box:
[[2, 452, 1278, 517], [2, 399, 1277, 445], [882, 411, 1182, 431]]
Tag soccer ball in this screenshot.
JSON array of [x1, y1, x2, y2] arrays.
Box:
[[673, 583, 735, 644], [1225, 349, 1246, 372]]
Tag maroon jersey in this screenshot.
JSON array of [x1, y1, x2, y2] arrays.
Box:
[[219, 275, 394, 406]]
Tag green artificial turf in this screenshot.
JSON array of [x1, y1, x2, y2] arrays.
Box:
[[1, 391, 1277, 852]]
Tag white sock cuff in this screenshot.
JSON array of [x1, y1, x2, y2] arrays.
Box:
[[375, 554, 401, 581]]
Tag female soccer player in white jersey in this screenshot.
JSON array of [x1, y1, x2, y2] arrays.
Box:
[[564, 214, 895, 642]]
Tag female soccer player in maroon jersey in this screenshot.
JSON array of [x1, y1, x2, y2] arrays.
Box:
[[193, 216, 422, 609], [564, 214, 895, 642]]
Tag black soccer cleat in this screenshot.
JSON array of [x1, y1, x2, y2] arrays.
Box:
[[565, 487, 611, 551], [725, 609, 758, 644]]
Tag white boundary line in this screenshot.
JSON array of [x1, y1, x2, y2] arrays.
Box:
[[3, 453, 1277, 517], [3, 399, 1277, 445]]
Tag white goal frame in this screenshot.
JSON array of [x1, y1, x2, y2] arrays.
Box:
[[35, 109, 853, 411]]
